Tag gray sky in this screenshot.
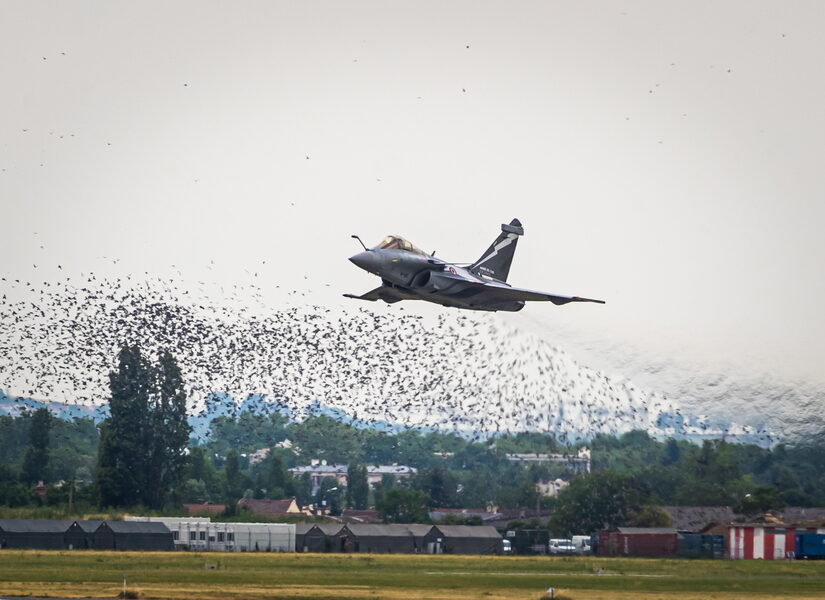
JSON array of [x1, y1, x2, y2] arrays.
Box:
[[2, 1, 824, 390]]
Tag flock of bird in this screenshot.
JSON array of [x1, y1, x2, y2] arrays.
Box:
[[0, 269, 770, 445]]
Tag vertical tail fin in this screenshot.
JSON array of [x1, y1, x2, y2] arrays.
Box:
[[469, 218, 524, 282]]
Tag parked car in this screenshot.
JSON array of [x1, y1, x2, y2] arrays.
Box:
[[549, 538, 577, 554]]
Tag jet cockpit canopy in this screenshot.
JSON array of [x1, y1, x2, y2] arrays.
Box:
[[374, 235, 427, 256]]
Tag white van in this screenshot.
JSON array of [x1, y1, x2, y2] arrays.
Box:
[[548, 538, 577, 554], [571, 535, 592, 554]]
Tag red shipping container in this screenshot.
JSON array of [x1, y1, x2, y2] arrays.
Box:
[[598, 528, 678, 557]]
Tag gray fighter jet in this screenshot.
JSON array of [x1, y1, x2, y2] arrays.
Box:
[[345, 219, 604, 312]]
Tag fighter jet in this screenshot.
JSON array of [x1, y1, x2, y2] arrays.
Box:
[[345, 219, 604, 312]]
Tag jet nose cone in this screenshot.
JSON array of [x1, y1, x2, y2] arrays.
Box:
[[349, 251, 378, 273]]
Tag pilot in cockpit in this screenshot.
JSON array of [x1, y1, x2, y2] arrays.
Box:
[[374, 235, 426, 255]]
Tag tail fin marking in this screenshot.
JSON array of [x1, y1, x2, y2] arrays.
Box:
[[469, 218, 524, 282]]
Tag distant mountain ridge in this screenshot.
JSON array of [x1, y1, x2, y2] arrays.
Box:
[[0, 390, 109, 421]]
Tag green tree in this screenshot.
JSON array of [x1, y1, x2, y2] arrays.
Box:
[[290, 416, 363, 463], [96, 344, 152, 507], [186, 446, 221, 501], [223, 450, 243, 502], [47, 417, 99, 483], [377, 487, 430, 523], [639, 465, 685, 505], [189, 446, 211, 481], [372, 473, 396, 508], [0, 414, 29, 467], [316, 477, 343, 515], [293, 472, 312, 507], [735, 485, 785, 516], [146, 351, 191, 507], [204, 411, 288, 457], [662, 439, 681, 466], [0, 464, 37, 507], [696, 440, 739, 484], [549, 472, 642, 537], [627, 505, 673, 527], [21, 408, 52, 484], [347, 463, 369, 510], [414, 465, 458, 508], [259, 453, 291, 499]]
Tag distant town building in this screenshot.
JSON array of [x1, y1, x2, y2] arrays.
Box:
[[505, 447, 591, 473], [237, 497, 301, 519], [247, 448, 271, 465], [288, 462, 416, 495], [341, 509, 381, 523], [183, 502, 227, 517], [247, 441, 295, 465], [536, 478, 569, 497]]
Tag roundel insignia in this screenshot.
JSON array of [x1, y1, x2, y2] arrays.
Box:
[[448, 266, 457, 275]]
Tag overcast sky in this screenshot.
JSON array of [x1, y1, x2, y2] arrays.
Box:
[[2, 1, 823, 391]]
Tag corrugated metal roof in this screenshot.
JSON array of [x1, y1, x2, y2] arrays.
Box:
[[103, 521, 171, 534], [226, 522, 295, 534], [779, 507, 825, 523], [316, 523, 345, 535], [346, 523, 415, 537], [341, 509, 381, 523], [660, 506, 737, 532], [406, 524, 435, 536], [430, 510, 499, 521], [295, 523, 318, 535], [73, 520, 103, 532], [125, 516, 210, 524], [432, 525, 502, 539], [617, 527, 678, 535], [0, 519, 73, 533]]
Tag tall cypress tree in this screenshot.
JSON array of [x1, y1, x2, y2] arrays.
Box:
[[261, 453, 290, 499], [96, 344, 151, 507], [294, 472, 312, 507], [346, 463, 369, 510], [146, 351, 191, 508], [20, 408, 52, 484]]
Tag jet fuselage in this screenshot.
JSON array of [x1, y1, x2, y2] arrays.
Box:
[[344, 222, 604, 312]]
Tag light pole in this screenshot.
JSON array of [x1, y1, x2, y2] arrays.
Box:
[[320, 486, 338, 514]]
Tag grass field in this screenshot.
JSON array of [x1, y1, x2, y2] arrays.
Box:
[[2, 551, 825, 600]]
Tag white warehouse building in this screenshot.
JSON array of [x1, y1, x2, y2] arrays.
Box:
[[125, 517, 296, 552]]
